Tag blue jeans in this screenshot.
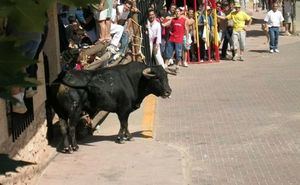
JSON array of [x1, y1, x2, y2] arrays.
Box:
[[165, 41, 183, 62], [269, 27, 279, 50], [119, 31, 129, 54]]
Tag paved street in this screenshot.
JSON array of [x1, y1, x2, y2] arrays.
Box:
[[156, 42, 300, 185], [37, 11, 300, 185]]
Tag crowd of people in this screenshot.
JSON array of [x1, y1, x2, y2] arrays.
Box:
[[7, 0, 295, 113], [56, 0, 295, 71]]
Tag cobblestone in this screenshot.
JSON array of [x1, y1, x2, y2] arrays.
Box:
[[155, 11, 300, 184]]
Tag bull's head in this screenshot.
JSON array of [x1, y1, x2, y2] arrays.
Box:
[[142, 66, 172, 98]]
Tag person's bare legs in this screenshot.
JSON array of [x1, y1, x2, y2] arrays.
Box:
[[99, 20, 106, 42], [183, 50, 188, 67], [105, 19, 112, 41], [285, 23, 291, 35]]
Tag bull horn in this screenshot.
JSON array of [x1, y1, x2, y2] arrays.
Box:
[[164, 68, 177, 76], [142, 68, 156, 78]]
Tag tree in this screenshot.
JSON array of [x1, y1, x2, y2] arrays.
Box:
[[0, 0, 96, 99]]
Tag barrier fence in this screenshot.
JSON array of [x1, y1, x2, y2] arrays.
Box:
[[138, 0, 220, 64], [6, 98, 34, 142]]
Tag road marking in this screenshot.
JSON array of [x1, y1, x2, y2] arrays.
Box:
[[142, 95, 156, 138]]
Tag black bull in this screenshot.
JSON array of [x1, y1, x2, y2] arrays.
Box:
[[49, 62, 172, 153]]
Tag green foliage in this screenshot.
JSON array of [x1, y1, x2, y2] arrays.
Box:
[[59, 0, 98, 7], [0, 0, 97, 100]]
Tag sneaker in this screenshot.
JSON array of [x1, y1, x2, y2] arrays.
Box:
[[269, 49, 274, 53], [12, 102, 27, 114], [200, 59, 204, 63], [113, 52, 122, 60], [25, 88, 37, 98], [284, 31, 291, 36], [107, 45, 119, 54], [183, 61, 188, 67], [239, 56, 244, 61], [232, 55, 238, 61], [274, 49, 279, 53]]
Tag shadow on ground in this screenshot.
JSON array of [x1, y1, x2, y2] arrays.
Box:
[[248, 49, 270, 53], [246, 18, 265, 37], [0, 154, 36, 175], [79, 130, 153, 145], [47, 120, 151, 151]]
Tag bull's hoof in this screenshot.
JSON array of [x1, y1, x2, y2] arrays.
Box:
[[124, 136, 134, 141], [72, 145, 79, 151], [115, 137, 125, 144], [61, 147, 72, 154]]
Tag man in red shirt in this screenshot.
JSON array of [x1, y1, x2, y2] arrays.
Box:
[[162, 8, 188, 70]]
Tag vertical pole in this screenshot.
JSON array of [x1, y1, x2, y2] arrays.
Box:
[[291, 0, 296, 34], [211, 0, 220, 61], [194, 0, 201, 62], [131, 0, 143, 62], [184, 0, 190, 63], [204, 0, 211, 61]]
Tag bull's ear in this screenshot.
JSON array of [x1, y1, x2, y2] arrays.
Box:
[[142, 68, 156, 79]]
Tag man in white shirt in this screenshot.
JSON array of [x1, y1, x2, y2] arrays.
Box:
[[264, 3, 284, 53], [116, 1, 131, 25], [116, 0, 133, 55], [108, 0, 124, 54], [147, 9, 165, 68]]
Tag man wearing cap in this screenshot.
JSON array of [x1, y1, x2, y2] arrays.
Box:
[[218, 3, 252, 61]]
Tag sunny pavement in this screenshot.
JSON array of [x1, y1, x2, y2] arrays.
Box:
[[155, 10, 300, 185], [37, 9, 300, 185]]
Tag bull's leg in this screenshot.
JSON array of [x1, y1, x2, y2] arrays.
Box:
[[69, 106, 82, 151], [116, 127, 125, 144], [59, 118, 71, 153], [116, 113, 129, 144], [124, 119, 133, 141]]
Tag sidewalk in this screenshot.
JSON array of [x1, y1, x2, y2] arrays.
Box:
[[36, 98, 186, 185]]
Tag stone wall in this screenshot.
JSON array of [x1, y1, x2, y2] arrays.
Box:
[[0, 4, 61, 185], [0, 54, 58, 185], [0, 104, 57, 185], [0, 99, 9, 148]]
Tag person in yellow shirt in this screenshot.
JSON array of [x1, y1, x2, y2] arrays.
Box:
[[218, 3, 252, 61]]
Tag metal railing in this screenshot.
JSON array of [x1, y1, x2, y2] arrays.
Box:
[[6, 98, 34, 142]]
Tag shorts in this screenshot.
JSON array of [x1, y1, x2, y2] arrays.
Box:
[[94, 9, 111, 21], [232, 30, 246, 51], [183, 34, 192, 51], [93, 0, 113, 21], [284, 12, 292, 23], [165, 41, 183, 61]]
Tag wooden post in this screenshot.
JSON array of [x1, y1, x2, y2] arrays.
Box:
[[131, 0, 143, 62], [43, 3, 61, 83]]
